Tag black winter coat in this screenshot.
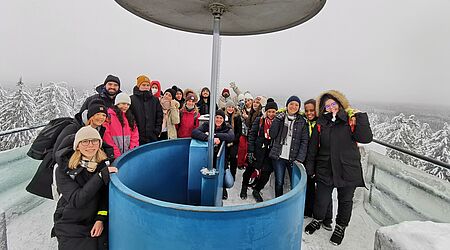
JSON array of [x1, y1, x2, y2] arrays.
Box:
[[191, 122, 235, 143], [305, 110, 373, 187], [80, 84, 120, 112], [269, 112, 309, 163], [52, 136, 109, 239], [197, 97, 218, 115], [130, 86, 163, 144], [26, 115, 113, 200], [226, 112, 242, 144], [248, 116, 273, 170]]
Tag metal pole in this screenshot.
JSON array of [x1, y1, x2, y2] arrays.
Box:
[[208, 3, 224, 170], [0, 210, 7, 250]]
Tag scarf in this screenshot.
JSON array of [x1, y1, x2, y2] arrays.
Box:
[[264, 118, 273, 139]]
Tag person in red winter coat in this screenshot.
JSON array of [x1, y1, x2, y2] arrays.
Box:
[[177, 91, 200, 138], [151, 80, 162, 99], [103, 93, 139, 158]]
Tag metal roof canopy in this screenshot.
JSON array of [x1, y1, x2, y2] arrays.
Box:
[[114, 0, 327, 171], [114, 0, 326, 36]]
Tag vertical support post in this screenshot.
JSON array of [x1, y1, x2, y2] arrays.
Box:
[[0, 210, 7, 250], [207, 3, 225, 170]]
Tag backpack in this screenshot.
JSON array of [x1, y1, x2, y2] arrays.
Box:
[[27, 117, 75, 160]]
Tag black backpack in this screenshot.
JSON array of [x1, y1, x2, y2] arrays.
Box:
[[27, 117, 75, 160]]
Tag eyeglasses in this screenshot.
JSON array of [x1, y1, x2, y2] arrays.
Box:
[[324, 102, 338, 110], [80, 139, 100, 146]]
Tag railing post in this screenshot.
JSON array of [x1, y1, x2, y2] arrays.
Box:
[[0, 210, 7, 250]]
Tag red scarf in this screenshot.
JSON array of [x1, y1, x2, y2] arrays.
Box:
[[264, 118, 273, 139]]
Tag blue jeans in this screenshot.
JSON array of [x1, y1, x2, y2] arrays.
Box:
[[272, 158, 293, 197]]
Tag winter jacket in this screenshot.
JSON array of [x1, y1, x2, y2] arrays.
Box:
[[197, 97, 218, 115], [269, 112, 309, 163], [80, 84, 120, 112], [130, 86, 163, 145], [177, 108, 200, 138], [248, 116, 273, 170], [52, 136, 109, 239], [166, 100, 180, 139], [103, 108, 139, 158], [305, 90, 373, 188], [225, 110, 242, 144], [243, 107, 262, 133], [191, 122, 235, 143]]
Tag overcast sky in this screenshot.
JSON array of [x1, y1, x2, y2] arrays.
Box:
[[1, 0, 449, 106]]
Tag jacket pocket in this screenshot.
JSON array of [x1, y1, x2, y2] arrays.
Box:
[[340, 151, 362, 182]]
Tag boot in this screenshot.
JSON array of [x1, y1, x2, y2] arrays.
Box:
[[322, 219, 333, 231], [275, 186, 283, 198], [240, 185, 247, 200], [252, 189, 263, 202], [222, 188, 228, 200], [304, 219, 321, 235], [330, 224, 346, 246]]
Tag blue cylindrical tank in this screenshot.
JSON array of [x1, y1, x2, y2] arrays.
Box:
[[109, 139, 307, 250]]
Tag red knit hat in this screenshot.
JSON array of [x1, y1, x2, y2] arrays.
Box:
[[222, 88, 230, 96]]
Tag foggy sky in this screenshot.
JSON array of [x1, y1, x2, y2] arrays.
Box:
[[1, 0, 449, 106]]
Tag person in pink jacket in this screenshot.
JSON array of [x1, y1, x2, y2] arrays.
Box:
[[103, 93, 139, 158]]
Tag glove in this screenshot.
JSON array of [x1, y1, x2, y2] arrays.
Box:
[[247, 153, 256, 164]]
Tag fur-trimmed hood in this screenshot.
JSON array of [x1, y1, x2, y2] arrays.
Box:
[[316, 90, 350, 115]]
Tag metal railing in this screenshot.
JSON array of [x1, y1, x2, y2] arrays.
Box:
[[373, 139, 450, 170], [0, 124, 45, 137], [1, 125, 449, 171]]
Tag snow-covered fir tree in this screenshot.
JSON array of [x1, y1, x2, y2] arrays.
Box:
[[0, 86, 8, 106], [69, 87, 79, 113], [0, 78, 37, 150], [35, 82, 74, 124]]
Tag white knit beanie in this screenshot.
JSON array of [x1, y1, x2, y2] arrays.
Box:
[[244, 92, 253, 100], [114, 93, 131, 106], [73, 126, 103, 150]]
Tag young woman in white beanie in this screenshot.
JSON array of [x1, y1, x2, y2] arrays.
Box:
[[103, 93, 139, 158], [51, 126, 118, 250]]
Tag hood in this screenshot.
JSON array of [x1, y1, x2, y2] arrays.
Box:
[[95, 84, 122, 97], [133, 85, 153, 97], [151, 80, 161, 98], [316, 90, 350, 115]]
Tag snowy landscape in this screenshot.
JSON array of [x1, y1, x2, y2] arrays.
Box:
[[1, 80, 449, 181]]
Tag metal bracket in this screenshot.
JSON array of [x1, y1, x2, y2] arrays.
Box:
[[209, 3, 226, 17]]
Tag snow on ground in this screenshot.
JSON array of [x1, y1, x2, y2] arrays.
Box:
[[4, 168, 379, 250], [224, 168, 380, 250], [374, 221, 450, 250], [6, 200, 57, 250]]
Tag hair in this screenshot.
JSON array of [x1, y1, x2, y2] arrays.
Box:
[[304, 99, 316, 108], [319, 94, 343, 115], [68, 147, 108, 170], [113, 106, 136, 131]]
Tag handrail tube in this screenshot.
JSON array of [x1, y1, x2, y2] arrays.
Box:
[[0, 124, 45, 137], [373, 139, 450, 170]]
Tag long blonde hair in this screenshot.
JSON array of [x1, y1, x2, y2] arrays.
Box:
[[68, 148, 108, 170]]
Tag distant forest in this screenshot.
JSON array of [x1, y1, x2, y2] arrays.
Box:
[[1, 80, 449, 181]]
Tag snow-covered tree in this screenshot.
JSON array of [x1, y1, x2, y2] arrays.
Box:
[[0, 86, 8, 106], [0, 78, 37, 150], [69, 87, 79, 113], [35, 82, 73, 124]]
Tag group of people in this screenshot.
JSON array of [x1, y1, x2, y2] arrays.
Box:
[[49, 74, 373, 249]]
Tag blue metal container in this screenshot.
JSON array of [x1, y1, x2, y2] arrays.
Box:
[[110, 139, 307, 250]]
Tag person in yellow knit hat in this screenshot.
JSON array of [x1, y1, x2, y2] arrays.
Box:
[[130, 75, 163, 145]]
